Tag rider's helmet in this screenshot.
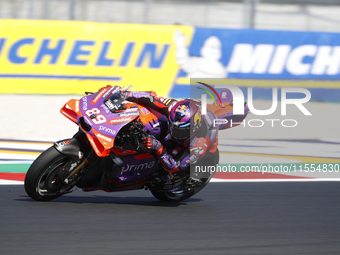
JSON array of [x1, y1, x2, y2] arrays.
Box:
[[168, 99, 202, 143]]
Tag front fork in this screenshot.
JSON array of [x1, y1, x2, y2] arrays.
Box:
[[53, 131, 92, 185]]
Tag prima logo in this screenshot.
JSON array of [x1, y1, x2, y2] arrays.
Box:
[[99, 126, 116, 136], [121, 161, 155, 174], [100, 104, 110, 113], [82, 96, 88, 110]]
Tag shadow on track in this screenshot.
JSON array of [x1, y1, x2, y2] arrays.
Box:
[[16, 192, 203, 207]]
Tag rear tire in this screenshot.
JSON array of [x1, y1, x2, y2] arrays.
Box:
[[151, 149, 219, 202], [24, 146, 75, 201]]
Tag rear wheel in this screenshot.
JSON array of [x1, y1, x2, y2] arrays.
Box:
[[24, 146, 78, 201], [150, 149, 219, 202]]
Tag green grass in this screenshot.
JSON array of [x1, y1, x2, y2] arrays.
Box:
[[0, 164, 31, 173]]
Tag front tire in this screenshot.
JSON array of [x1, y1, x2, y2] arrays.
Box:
[[24, 146, 76, 201]]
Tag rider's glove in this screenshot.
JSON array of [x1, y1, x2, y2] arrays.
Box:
[[142, 135, 165, 156], [142, 136, 180, 173], [159, 153, 179, 173]]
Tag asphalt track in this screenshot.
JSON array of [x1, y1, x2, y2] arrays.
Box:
[[1, 96, 340, 254], [1, 182, 340, 255]]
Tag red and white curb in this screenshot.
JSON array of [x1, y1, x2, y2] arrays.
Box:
[[0, 180, 25, 185], [1, 139, 340, 184]]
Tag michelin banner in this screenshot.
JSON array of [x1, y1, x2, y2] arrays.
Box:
[[172, 27, 340, 101], [0, 20, 193, 96], [1, 20, 340, 100]]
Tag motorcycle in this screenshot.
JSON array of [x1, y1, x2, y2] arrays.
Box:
[[24, 84, 248, 202]]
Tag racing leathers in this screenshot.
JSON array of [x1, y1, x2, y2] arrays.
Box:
[[126, 91, 218, 174]]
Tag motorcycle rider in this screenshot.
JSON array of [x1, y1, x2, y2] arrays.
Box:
[[125, 91, 218, 174]]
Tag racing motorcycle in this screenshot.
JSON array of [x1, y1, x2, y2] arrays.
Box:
[[24, 84, 248, 202]]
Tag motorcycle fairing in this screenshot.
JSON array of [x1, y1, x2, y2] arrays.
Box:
[[112, 154, 158, 182], [54, 138, 81, 160], [61, 85, 168, 158], [84, 153, 159, 192], [60, 99, 81, 123], [61, 85, 166, 190]]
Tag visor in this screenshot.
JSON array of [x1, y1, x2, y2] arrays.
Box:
[[170, 125, 190, 141]]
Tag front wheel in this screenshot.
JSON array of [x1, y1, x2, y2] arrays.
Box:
[[24, 146, 78, 201], [150, 149, 219, 202]]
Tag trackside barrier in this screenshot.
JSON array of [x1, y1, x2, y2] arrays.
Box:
[[0, 20, 340, 101]]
